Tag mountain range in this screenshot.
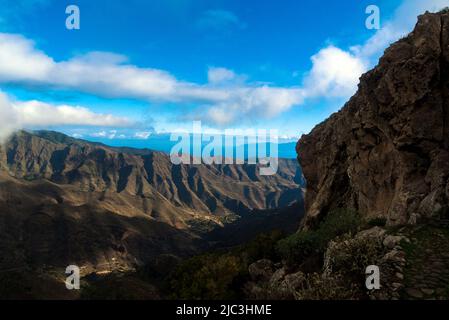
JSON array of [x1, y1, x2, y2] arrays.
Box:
[[0, 130, 303, 277]]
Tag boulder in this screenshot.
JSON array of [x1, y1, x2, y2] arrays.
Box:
[[248, 259, 275, 282]]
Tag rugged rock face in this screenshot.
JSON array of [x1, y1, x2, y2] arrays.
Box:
[[297, 11, 449, 227]]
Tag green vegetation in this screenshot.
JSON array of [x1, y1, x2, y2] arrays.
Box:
[[168, 209, 362, 299], [168, 230, 284, 299], [434, 206, 449, 219], [276, 230, 320, 266], [328, 234, 383, 279], [317, 208, 361, 240], [81, 274, 160, 300], [367, 217, 387, 227], [291, 272, 359, 300], [23, 174, 39, 181], [277, 208, 361, 266], [168, 254, 246, 299]]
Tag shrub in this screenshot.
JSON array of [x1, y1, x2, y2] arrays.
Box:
[[326, 236, 383, 280], [277, 231, 321, 266], [277, 208, 361, 266], [169, 254, 247, 300], [293, 272, 360, 300], [316, 208, 361, 242], [240, 230, 284, 263], [168, 230, 286, 299], [367, 217, 387, 227]]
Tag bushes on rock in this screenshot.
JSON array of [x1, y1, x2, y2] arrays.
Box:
[[292, 272, 360, 300], [367, 217, 387, 227], [317, 208, 361, 241], [168, 230, 284, 299], [324, 235, 384, 281], [277, 208, 361, 266], [238, 230, 284, 263], [276, 231, 321, 266], [169, 254, 246, 299], [168, 210, 364, 299]]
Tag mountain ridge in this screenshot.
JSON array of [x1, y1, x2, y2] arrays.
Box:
[[0, 130, 303, 275]]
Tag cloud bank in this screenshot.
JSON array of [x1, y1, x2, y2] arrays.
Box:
[[0, 91, 132, 141], [0, 32, 306, 124], [0, 0, 447, 130]]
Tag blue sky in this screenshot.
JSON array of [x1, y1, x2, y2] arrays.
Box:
[[0, 0, 447, 145]]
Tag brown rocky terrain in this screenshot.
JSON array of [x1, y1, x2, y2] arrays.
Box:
[[297, 10, 449, 227], [0, 130, 302, 278]]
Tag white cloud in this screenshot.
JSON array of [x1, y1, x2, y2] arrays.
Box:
[[134, 131, 152, 139], [0, 33, 184, 101], [0, 32, 304, 126], [0, 91, 20, 142], [205, 86, 305, 125], [108, 130, 117, 139], [0, 33, 53, 82], [90, 130, 119, 139], [14, 100, 132, 127], [208, 67, 236, 84], [303, 46, 367, 99], [90, 131, 107, 138], [0, 90, 133, 142], [299, 0, 448, 103]]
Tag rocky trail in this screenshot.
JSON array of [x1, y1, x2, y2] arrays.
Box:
[[401, 224, 449, 300]]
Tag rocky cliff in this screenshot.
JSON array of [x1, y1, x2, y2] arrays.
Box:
[[297, 10, 449, 227]]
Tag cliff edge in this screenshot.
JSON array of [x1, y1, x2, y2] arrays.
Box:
[[297, 10, 449, 227]]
